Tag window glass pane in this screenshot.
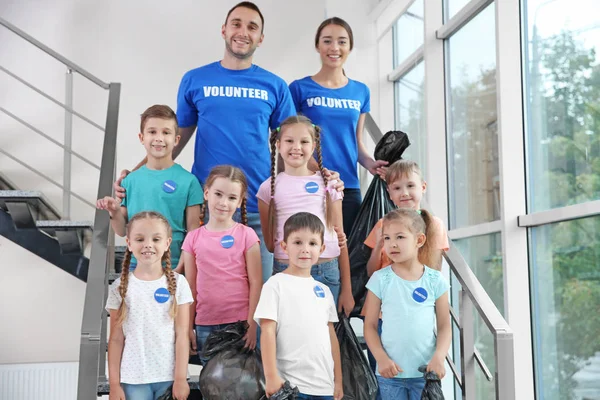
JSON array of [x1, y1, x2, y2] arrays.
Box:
[[444, 0, 471, 21], [453, 232, 503, 400], [393, 0, 424, 68], [530, 216, 600, 399], [446, 4, 499, 229], [524, 0, 600, 212], [395, 63, 425, 168]]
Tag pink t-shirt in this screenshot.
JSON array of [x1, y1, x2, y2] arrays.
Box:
[[182, 223, 259, 325], [257, 172, 343, 260]]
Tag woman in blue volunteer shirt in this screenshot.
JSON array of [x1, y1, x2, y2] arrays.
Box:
[[289, 17, 388, 235]]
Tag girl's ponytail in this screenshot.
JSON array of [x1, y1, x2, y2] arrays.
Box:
[[314, 125, 334, 230], [162, 248, 178, 320], [418, 209, 435, 268], [268, 129, 279, 238], [116, 249, 132, 326]]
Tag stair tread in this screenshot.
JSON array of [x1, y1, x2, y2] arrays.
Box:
[[36, 220, 93, 228], [0, 190, 60, 220]]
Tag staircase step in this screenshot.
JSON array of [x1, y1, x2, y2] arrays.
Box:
[[0, 190, 61, 221], [36, 220, 93, 254]]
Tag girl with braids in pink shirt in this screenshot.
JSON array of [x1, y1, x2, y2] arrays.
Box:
[[257, 115, 355, 316]]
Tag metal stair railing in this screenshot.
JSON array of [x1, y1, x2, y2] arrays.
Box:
[[0, 16, 121, 400], [363, 113, 515, 400], [0, 16, 111, 217]]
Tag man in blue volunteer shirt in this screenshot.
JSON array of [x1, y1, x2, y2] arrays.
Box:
[[173, 2, 295, 281]]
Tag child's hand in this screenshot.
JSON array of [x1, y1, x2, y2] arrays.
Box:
[[322, 168, 345, 192], [378, 356, 402, 378], [243, 320, 257, 350], [172, 378, 190, 400], [334, 378, 344, 400], [108, 385, 126, 400], [96, 196, 119, 213], [265, 375, 285, 397], [427, 354, 446, 379], [189, 329, 197, 355], [113, 169, 130, 201], [334, 226, 347, 249], [338, 289, 355, 317]]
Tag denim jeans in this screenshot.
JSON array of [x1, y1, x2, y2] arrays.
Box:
[[342, 188, 362, 236], [273, 258, 340, 305], [121, 380, 172, 400], [296, 394, 334, 400], [377, 376, 425, 400]]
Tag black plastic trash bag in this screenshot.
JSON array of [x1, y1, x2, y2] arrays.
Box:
[[260, 380, 300, 400], [348, 131, 410, 315], [156, 386, 174, 400], [418, 366, 445, 400], [335, 313, 379, 400], [199, 321, 266, 400]]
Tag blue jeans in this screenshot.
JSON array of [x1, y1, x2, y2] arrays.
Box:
[[273, 258, 340, 305], [297, 394, 334, 400], [121, 380, 172, 400], [377, 376, 425, 400]]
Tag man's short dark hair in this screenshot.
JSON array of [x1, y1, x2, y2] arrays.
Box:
[[283, 212, 325, 244], [225, 2, 265, 33]]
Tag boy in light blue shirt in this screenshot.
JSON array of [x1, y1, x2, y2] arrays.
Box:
[[363, 208, 451, 400], [97, 105, 203, 271]]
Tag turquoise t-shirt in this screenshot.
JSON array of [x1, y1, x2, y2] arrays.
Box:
[[366, 266, 449, 378], [121, 163, 203, 266]]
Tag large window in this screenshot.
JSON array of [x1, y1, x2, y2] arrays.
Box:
[[444, 0, 472, 21], [393, 0, 424, 67], [446, 4, 499, 229], [395, 63, 425, 167], [523, 0, 600, 398], [524, 0, 600, 213]]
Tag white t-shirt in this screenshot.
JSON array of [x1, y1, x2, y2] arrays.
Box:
[[106, 272, 193, 384], [254, 273, 338, 395]]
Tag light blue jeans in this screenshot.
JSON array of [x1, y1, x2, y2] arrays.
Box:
[[377, 376, 425, 400], [121, 380, 172, 400], [273, 258, 340, 305]]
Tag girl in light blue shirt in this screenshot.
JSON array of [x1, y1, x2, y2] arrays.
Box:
[[363, 208, 451, 400]]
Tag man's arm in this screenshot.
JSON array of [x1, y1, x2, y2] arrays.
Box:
[[173, 126, 196, 160]]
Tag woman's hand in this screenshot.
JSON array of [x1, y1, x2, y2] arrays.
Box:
[[367, 160, 389, 180]]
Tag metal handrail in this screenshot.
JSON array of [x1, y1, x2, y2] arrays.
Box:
[[0, 17, 109, 89], [363, 113, 515, 399]]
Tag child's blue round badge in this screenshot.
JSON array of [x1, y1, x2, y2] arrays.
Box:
[[305, 182, 319, 193], [221, 235, 235, 249], [162, 180, 177, 193], [313, 285, 326, 298], [412, 287, 428, 303], [154, 287, 170, 303]]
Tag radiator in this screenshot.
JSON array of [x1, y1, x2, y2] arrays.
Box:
[[0, 362, 78, 400]]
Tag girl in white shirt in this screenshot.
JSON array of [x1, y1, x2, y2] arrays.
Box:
[[257, 115, 354, 316], [106, 211, 193, 400]]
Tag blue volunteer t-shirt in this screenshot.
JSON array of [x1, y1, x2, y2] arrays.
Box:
[[366, 266, 449, 378], [121, 164, 204, 266], [289, 76, 370, 189], [176, 61, 296, 213]]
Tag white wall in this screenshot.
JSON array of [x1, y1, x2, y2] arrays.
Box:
[[0, 236, 86, 364], [0, 0, 380, 222]]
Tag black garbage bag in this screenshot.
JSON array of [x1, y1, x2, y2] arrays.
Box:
[[348, 130, 410, 315], [260, 380, 300, 400], [199, 321, 266, 400], [418, 366, 445, 400], [335, 313, 378, 400]]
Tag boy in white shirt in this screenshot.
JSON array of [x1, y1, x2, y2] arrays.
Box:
[[254, 212, 343, 400]]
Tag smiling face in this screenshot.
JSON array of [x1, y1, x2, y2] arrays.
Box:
[[281, 228, 325, 270], [138, 117, 179, 161], [382, 219, 424, 265], [387, 171, 427, 210], [276, 123, 316, 170], [221, 6, 264, 60], [126, 217, 172, 266], [204, 177, 243, 222], [316, 23, 351, 68]]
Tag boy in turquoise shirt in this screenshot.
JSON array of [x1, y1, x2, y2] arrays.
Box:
[[97, 104, 203, 271]]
